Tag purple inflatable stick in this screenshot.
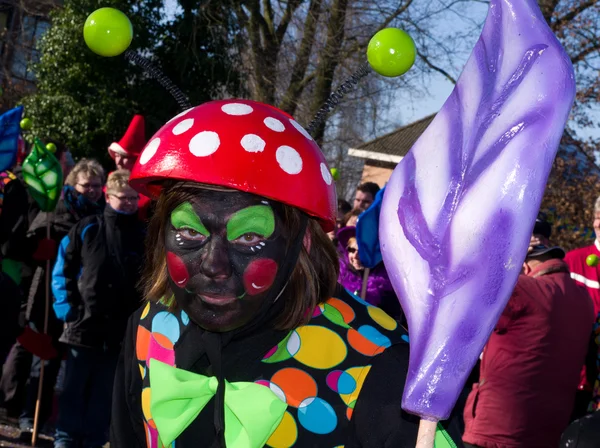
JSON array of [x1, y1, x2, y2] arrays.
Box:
[[379, 0, 575, 421]]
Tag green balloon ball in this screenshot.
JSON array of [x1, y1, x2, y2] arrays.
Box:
[[20, 118, 32, 130], [83, 8, 133, 57], [330, 168, 340, 181], [367, 28, 416, 77], [46, 142, 57, 153], [586, 254, 599, 267]]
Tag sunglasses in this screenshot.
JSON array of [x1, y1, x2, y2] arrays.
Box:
[[346, 247, 358, 254]]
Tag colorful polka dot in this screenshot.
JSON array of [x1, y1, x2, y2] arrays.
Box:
[[136, 326, 151, 361], [276, 146, 303, 175], [358, 325, 391, 348], [172, 118, 194, 135], [367, 306, 398, 331], [141, 302, 150, 319], [325, 297, 355, 324], [189, 131, 220, 157], [321, 303, 350, 329], [180, 310, 189, 326], [326, 370, 356, 395], [297, 397, 337, 434], [266, 411, 297, 448], [271, 368, 318, 408], [289, 119, 313, 141], [286, 331, 301, 356], [222, 103, 253, 115], [141, 387, 152, 422], [293, 326, 347, 369], [151, 312, 180, 344], [320, 163, 332, 185], [140, 138, 160, 165], [264, 117, 285, 132], [347, 328, 385, 356], [339, 366, 371, 407], [147, 335, 175, 366], [268, 382, 286, 403], [241, 134, 266, 153]]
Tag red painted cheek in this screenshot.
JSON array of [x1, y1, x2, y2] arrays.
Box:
[[243, 259, 278, 296], [166, 252, 190, 288]]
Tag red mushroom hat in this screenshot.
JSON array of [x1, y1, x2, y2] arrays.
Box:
[[108, 114, 146, 159], [129, 99, 337, 231]]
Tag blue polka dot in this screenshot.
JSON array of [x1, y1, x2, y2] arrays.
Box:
[[401, 334, 409, 343], [338, 371, 356, 395], [180, 310, 190, 326], [152, 311, 181, 344], [358, 325, 391, 348], [347, 290, 370, 307], [298, 397, 337, 434]]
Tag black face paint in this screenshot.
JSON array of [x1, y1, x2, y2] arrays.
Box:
[[164, 189, 289, 332]]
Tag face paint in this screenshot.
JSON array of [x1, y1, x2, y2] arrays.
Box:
[[164, 190, 290, 332], [243, 258, 278, 296], [166, 251, 190, 288]]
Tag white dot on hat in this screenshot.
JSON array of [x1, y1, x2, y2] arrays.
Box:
[[241, 134, 266, 153], [320, 163, 332, 185], [189, 131, 220, 157], [289, 119, 313, 140], [264, 117, 285, 132], [167, 107, 193, 124], [222, 103, 253, 116], [276, 146, 303, 175], [140, 138, 160, 165], [172, 118, 194, 135]]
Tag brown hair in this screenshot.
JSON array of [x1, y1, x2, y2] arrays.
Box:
[[141, 183, 340, 330], [65, 158, 105, 186], [343, 208, 361, 226]]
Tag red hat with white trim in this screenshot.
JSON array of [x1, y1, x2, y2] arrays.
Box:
[[129, 99, 337, 232], [108, 114, 146, 159]]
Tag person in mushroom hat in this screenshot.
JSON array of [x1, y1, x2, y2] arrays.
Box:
[[110, 99, 464, 448]]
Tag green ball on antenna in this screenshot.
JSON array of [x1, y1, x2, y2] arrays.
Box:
[[46, 142, 57, 153], [367, 28, 416, 77], [83, 8, 133, 57], [330, 168, 340, 181]]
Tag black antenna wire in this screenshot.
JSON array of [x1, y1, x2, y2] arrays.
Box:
[[306, 62, 371, 136], [125, 50, 192, 112]]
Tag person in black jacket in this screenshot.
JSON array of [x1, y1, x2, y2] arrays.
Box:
[[0, 158, 105, 440], [51, 169, 145, 448]]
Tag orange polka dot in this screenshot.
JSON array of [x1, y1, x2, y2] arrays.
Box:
[[347, 329, 384, 356], [153, 332, 174, 350], [325, 297, 355, 324], [346, 406, 354, 420], [271, 368, 317, 408], [136, 326, 151, 361]]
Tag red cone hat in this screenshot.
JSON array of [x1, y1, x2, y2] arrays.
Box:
[[108, 115, 146, 158]]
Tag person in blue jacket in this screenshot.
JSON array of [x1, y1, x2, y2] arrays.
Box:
[[51, 169, 145, 448]]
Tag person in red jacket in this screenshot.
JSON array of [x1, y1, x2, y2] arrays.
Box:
[[564, 197, 600, 315], [564, 199, 600, 416], [463, 218, 595, 448]]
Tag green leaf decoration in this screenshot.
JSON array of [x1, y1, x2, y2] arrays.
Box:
[[22, 138, 63, 212], [322, 303, 351, 329]]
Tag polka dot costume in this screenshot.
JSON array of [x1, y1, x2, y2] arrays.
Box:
[[136, 289, 408, 447], [130, 99, 337, 232]]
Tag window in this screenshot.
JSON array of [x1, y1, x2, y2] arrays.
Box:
[[10, 15, 49, 82]]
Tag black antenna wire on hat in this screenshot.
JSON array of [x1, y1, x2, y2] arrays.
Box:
[[306, 63, 371, 136], [125, 50, 192, 112]]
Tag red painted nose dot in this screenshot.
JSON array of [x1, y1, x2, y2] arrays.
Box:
[[243, 258, 278, 296], [166, 252, 190, 288]]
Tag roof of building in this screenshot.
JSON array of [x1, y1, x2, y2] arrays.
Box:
[[348, 114, 435, 163]]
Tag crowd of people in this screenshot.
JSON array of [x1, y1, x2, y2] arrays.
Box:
[[0, 106, 600, 447]]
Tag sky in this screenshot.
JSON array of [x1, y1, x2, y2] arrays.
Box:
[[163, 0, 599, 143]]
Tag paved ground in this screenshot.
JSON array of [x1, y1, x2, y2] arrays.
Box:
[[0, 423, 53, 448]]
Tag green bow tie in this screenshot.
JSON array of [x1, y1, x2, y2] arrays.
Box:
[[149, 359, 287, 447]]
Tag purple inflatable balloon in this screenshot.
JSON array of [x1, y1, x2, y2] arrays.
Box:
[[379, 0, 575, 421]]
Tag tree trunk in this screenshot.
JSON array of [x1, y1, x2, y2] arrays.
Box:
[[308, 0, 349, 144], [279, 0, 323, 115]]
